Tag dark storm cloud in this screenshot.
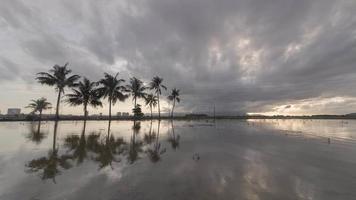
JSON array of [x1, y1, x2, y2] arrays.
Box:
[[1, 0, 356, 114], [0, 57, 20, 81]]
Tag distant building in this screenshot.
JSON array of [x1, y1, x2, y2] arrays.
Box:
[[122, 112, 130, 116], [117, 112, 122, 116], [7, 108, 21, 115]]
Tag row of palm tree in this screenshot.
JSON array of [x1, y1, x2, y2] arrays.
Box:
[[29, 63, 181, 120]]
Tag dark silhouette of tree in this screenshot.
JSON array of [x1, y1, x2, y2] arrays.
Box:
[[36, 63, 80, 120], [149, 76, 167, 118], [144, 120, 156, 145], [26, 121, 72, 183], [97, 73, 127, 135], [63, 121, 88, 165], [94, 134, 126, 169], [168, 120, 180, 150], [126, 77, 147, 114], [26, 97, 52, 121], [167, 88, 180, 118], [66, 78, 102, 120], [132, 104, 144, 118], [127, 121, 143, 164], [25, 98, 51, 145], [97, 73, 128, 122], [63, 121, 126, 169], [144, 94, 158, 118], [26, 122, 47, 145], [146, 120, 165, 163]]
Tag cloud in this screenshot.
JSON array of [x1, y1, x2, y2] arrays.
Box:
[[0, 57, 20, 81], [0, 0, 356, 114]]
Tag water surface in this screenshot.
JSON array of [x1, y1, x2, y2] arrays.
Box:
[[0, 119, 356, 200]]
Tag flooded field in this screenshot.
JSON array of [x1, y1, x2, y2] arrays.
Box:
[[0, 119, 356, 200]]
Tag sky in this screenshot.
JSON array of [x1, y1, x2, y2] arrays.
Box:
[[1, 0, 356, 116]]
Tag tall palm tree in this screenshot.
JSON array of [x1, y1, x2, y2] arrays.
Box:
[[66, 78, 102, 120], [145, 94, 158, 118], [149, 76, 167, 118], [26, 97, 52, 121], [97, 73, 128, 121], [126, 77, 147, 109], [167, 88, 180, 118], [36, 63, 80, 120]]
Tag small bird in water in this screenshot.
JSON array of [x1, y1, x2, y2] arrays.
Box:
[[192, 153, 200, 161]]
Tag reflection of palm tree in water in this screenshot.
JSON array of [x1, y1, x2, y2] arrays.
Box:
[[146, 120, 166, 163], [127, 120, 143, 164], [64, 121, 126, 169], [26, 121, 47, 144], [26, 121, 72, 183], [168, 120, 180, 150], [94, 132, 126, 169], [144, 120, 156, 145], [64, 121, 88, 165]]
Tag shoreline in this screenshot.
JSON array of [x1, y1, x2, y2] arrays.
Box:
[[1, 115, 356, 122]]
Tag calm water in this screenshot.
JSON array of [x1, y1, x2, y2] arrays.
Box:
[[0, 119, 356, 200]]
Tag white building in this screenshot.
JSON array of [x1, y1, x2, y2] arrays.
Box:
[[7, 108, 21, 115]]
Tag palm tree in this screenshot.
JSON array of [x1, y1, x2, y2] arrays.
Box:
[[149, 76, 167, 118], [26, 97, 52, 121], [97, 73, 128, 121], [167, 88, 180, 118], [66, 78, 102, 120], [36, 63, 80, 120], [144, 94, 158, 118], [126, 77, 147, 110]]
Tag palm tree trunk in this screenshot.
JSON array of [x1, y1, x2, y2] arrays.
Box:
[[83, 120, 87, 135], [149, 119, 152, 135], [150, 105, 153, 118], [171, 99, 175, 118], [171, 120, 175, 139], [55, 90, 62, 120], [108, 99, 112, 136], [39, 110, 43, 122], [38, 110, 42, 134], [53, 121, 59, 151], [157, 120, 161, 138], [157, 94, 160, 118], [37, 120, 41, 134], [134, 97, 137, 119], [108, 99, 112, 121], [84, 104, 88, 121]]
